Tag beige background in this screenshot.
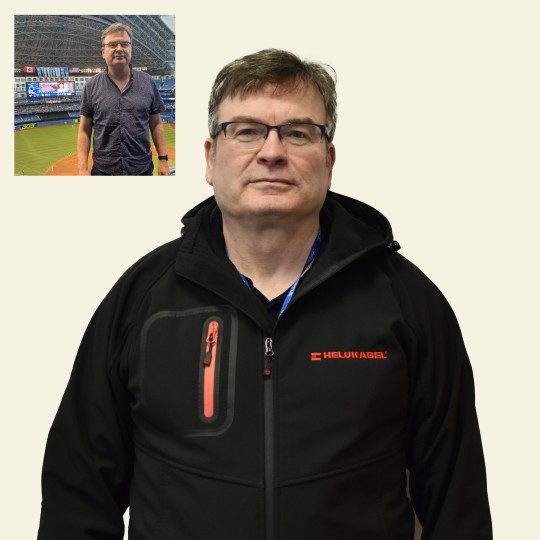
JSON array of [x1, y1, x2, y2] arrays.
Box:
[[2, 2, 539, 538]]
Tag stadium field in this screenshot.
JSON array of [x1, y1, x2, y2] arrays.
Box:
[[14, 123, 175, 176]]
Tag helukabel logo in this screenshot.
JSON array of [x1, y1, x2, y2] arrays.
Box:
[[311, 351, 388, 361]]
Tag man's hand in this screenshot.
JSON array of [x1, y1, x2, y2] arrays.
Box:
[[157, 160, 170, 176]]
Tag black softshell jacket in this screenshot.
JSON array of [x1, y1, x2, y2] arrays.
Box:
[[38, 192, 492, 539]]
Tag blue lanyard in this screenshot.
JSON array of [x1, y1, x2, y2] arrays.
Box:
[[230, 230, 322, 319]]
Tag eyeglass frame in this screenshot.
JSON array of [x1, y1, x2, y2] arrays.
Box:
[[211, 121, 330, 145], [102, 41, 132, 49]]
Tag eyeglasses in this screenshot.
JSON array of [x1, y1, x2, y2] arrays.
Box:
[[212, 121, 329, 148], [103, 41, 132, 49]]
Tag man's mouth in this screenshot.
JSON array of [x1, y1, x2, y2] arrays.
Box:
[[252, 178, 293, 184]]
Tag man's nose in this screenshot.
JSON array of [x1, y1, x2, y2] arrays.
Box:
[[257, 128, 287, 163]]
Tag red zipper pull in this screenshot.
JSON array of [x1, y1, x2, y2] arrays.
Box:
[[204, 321, 218, 366], [203, 321, 220, 419]]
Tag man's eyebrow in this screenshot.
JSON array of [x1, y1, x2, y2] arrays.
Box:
[[227, 115, 320, 124], [286, 117, 321, 124], [228, 115, 260, 123]]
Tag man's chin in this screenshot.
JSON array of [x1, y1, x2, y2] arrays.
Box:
[[239, 198, 301, 221]]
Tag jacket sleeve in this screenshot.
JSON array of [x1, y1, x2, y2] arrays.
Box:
[[395, 256, 493, 540], [37, 286, 134, 540]]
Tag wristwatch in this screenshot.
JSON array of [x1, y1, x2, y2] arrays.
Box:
[[158, 155, 168, 161]]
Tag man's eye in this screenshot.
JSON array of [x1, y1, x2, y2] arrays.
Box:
[[233, 126, 265, 140], [237, 129, 258, 136], [288, 130, 308, 139]]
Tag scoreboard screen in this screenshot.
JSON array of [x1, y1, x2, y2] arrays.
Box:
[[26, 81, 76, 98]]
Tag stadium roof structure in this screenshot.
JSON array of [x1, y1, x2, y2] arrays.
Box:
[[15, 15, 175, 74]]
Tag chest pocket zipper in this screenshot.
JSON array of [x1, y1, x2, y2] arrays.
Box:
[[201, 319, 220, 422]]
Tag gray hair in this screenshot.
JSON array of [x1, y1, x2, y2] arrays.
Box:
[[101, 23, 133, 45], [208, 49, 337, 141]]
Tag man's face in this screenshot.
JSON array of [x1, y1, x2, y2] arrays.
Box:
[[101, 30, 132, 68], [204, 83, 336, 224]]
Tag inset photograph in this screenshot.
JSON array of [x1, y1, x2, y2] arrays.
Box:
[[14, 15, 175, 176]]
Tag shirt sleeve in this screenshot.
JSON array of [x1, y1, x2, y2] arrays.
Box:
[[398, 258, 493, 539], [37, 289, 133, 539]]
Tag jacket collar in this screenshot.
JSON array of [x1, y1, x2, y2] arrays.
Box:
[[178, 191, 394, 253], [174, 191, 396, 330]]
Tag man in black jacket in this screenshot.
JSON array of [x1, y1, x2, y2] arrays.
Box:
[[38, 49, 492, 539]]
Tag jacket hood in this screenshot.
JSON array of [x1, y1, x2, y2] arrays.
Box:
[[320, 191, 398, 262]]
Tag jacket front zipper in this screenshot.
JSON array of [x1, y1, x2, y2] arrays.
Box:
[[202, 320, 220, 419], [263, 336, 275, 539]]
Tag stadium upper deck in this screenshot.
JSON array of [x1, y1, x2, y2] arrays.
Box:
[[15, 15, 175, 74]]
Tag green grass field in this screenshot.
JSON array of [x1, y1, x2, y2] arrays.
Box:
[[14, 123, 175, 176]]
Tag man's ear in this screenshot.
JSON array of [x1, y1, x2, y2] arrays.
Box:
[[204, 138, 214, 186]]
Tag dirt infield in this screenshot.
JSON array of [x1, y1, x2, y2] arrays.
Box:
[[45, 147, 176, 175]]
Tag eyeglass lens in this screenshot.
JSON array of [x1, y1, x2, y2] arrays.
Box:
[[105, 42, 131, 49]]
